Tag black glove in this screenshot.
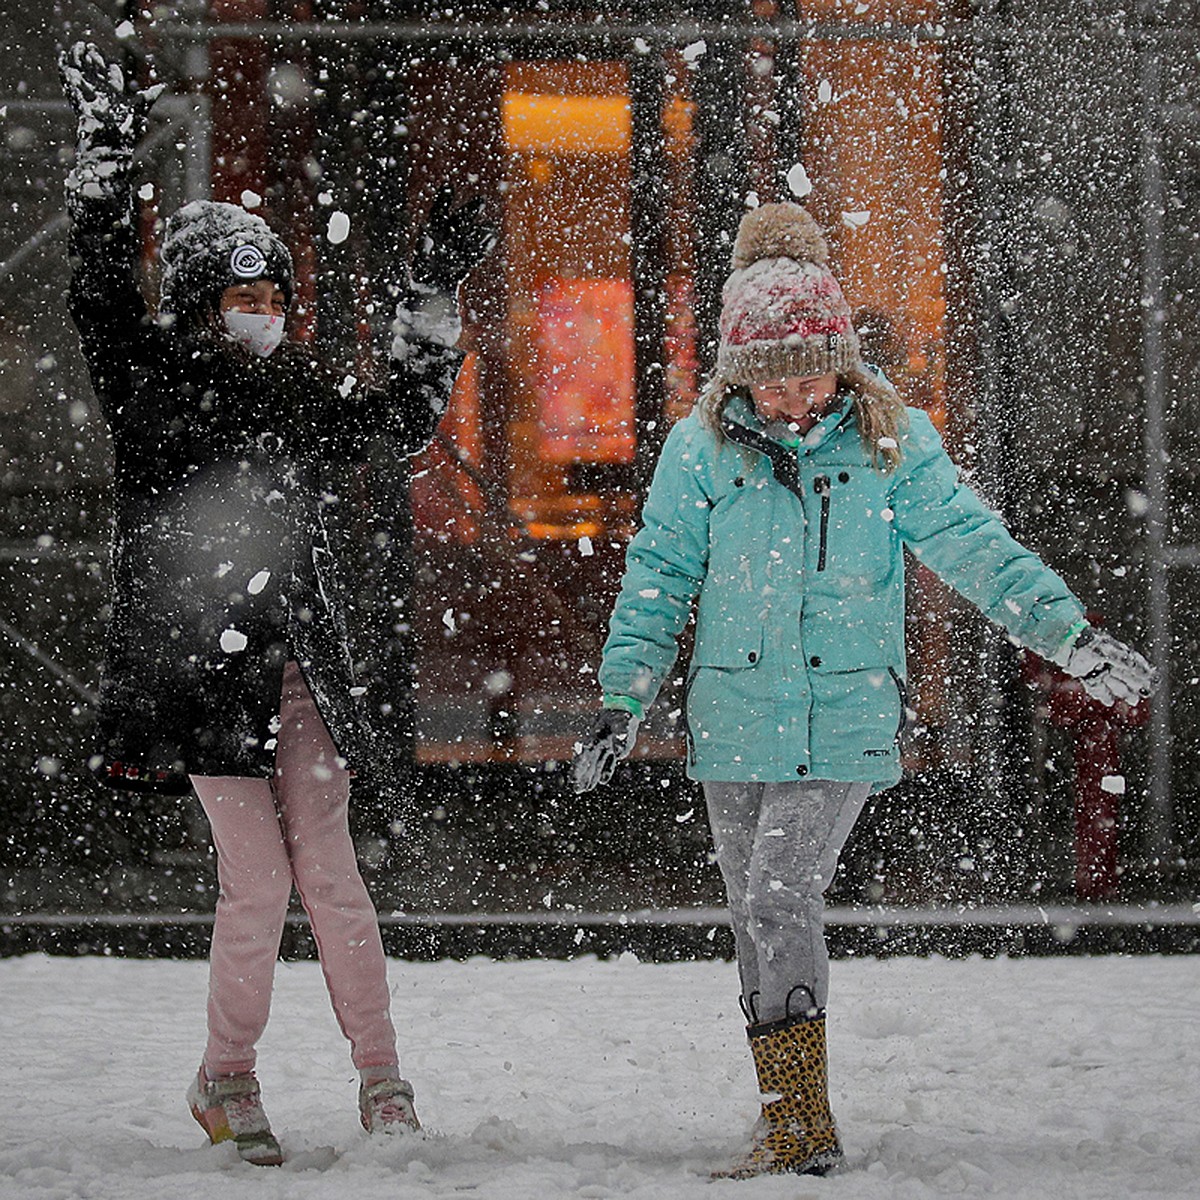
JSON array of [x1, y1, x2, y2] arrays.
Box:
[[410, 186, 497, 294], [572, 709, 640, 794], [59, 41, 163, 196]]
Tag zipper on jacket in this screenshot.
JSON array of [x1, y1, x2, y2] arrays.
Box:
[[814, 476, 831, 571], [682, 668, 698, 766], [888, 667, 908, 741]]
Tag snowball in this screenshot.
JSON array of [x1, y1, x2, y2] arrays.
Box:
[[442, 608, 457, 633], [484, 669, 513, 695], [818, 79, 833, 103], [681, 40, 707, 64], [326, 210, 351, 244], [1101, 774, 1126, 795], [114, 20, 135, 39], [638, 587, 662, 599], [1126, 489, 1150, 517], [785, 163, 813, 199], [266, 62, 310, 109], [842, 210, 871, 229], [241, 189, 263, 209], [246, 569, 270, 595], [578, 535, 594, 557], [220, 628, 248, 653], [349, 685, 367, 696], [137, 182, 156, 201]]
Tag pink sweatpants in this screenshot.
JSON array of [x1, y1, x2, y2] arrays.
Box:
[[191, 660, 398, 1076]]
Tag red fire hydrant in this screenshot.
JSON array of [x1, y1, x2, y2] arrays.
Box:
[[1022, 639, 1150, 900]]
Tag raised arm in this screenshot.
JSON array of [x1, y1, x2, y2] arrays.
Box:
[[59, 41, 163, 419], [321, 187, 496, 459]]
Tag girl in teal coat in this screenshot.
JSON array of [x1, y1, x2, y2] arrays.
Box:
[[574, 202, 1153, 1179]]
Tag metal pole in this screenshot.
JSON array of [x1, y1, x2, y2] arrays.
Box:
[[0, 213, 70, 285], [144, 16, 1200, 48], [0, 616, 99, 706], [629, 44, 669, 487], [1138, 31, 1173, 871], [175, 0, 212, 202], [963, 6, 1020, 801], [180, 93, 212, 203], [148, 17, 948, 47]]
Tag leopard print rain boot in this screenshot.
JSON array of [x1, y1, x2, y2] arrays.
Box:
[[715, 1009, 842, 1179]]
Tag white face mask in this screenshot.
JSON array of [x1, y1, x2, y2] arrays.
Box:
[[222, 310, 286, 358]]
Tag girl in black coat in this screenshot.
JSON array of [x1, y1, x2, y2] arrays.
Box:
[[61, 42, 492, 1163]]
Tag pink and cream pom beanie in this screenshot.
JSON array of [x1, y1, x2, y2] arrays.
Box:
[[716, 202, 862, 386]]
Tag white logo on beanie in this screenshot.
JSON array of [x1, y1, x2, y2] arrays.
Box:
[[230, 244, 268, 279]]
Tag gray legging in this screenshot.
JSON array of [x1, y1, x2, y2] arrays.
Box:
[[704, 779, 872, 1024]]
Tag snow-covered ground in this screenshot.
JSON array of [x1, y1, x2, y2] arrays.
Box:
[[1, 952, 1196, 1199]]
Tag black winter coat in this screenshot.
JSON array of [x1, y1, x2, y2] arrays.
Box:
[[68, 186, 461, 793]]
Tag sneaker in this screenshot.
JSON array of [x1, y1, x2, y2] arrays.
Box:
[[186, 1067, 284, 1166], [358, 1074, 422, 1135]]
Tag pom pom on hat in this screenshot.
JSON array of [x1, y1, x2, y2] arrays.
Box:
[[159, 199, 294, 318], [731, 202, 830, 271]]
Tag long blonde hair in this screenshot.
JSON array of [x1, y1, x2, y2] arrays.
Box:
[[697, 366, 908, 472]]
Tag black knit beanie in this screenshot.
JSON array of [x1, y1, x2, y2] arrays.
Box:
[[159, 200, 293, 318]]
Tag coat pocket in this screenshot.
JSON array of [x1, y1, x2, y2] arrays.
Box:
[[692, 620, 765, 669], [808, 662, 905, 767], [686, 627, 766, 767]]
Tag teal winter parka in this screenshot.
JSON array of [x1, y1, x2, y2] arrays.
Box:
[[598, 391, 1086, 787]]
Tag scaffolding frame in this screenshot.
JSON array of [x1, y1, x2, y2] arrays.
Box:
[[0, 6, 1188, 877]]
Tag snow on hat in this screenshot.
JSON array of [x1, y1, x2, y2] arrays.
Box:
[[159, 200, 294, 317], [716, 202, 861, 386]]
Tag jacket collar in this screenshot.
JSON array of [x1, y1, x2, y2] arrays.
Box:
[[720, 403, 804, 500], [719, 391, 857, 502]]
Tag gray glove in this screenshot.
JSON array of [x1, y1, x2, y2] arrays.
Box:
[[59, 41, 163, 198], [572, 709, 640, 794], [1053, 625, 1155, 707]]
